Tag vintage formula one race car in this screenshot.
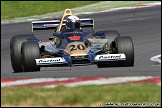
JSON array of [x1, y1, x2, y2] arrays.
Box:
[[10, 9, 134, 72]]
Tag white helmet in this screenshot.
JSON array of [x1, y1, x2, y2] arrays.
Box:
[[65, 16, 81, 29]]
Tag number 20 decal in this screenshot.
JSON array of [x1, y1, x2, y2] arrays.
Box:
[[69, 44, 85, 52]]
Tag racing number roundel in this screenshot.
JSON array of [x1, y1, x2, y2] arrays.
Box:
[[69, 44, 85, 52]]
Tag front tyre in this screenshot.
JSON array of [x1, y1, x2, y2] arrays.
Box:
[[21, 42, 40, 72], [10, 34, 36, 72], [114, 36, 134, 66]]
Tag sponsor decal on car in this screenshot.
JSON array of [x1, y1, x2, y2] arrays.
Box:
[[63, 31, 83, 34], [99, 55, 121, 59], [68, 36, 80, 41], [44, 24, 56, 27], [35, 57, 67, 65], [74, 55, 85, 59], [94, 53, 126, 61]]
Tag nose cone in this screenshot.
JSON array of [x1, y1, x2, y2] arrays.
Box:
[[70, 49, 87, 56]]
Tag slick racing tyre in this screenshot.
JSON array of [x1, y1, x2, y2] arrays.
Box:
[[114, 36, 134, 66], [10, 34, 36, 72], [21, 42, 40, 72]]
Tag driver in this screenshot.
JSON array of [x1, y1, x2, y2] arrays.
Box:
[[65, 15, 81, 30], [53, 15, 90, 48], [65, 16, 90, 47]]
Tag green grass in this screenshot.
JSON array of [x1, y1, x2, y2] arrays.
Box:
[[1, 84, 161, 107], [73, 1, 159, 13], [1, 1, 159, 20], [1, 1, 99, 20]]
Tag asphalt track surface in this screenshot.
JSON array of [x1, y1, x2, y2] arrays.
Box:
[[1, 6, 161, 79]]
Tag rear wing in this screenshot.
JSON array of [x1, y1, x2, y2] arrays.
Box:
[[31, 18, 94, 32], [31, 9, 94, 32]]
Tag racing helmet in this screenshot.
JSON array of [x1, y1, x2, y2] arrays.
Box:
[[65, 16, 81, 29]]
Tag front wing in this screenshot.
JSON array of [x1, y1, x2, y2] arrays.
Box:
[[35, 53, 126, 67], [94, 53, 126, 62]]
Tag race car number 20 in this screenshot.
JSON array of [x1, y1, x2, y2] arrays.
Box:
[[69, 44, 85, 52]]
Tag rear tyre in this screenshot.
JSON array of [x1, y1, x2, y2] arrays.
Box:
[[21, 42, 40, 72], [10, 34, 36, 72], [114, 36, 134, 66], [105, 30, 120, 48], [96, 30, 120, 47]]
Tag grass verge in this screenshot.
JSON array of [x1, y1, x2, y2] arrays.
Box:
[[1, 83, 161, 107], [72, 1, 160, 13], [1, 1, 159, 20], [1, 1, 99, 20]]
